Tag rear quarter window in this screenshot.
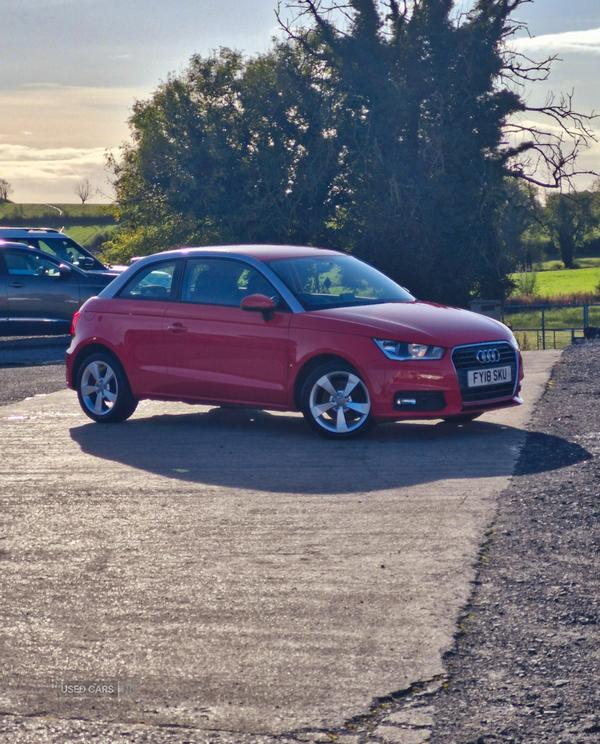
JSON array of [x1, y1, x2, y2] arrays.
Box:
[[118, 261, 180, 301]]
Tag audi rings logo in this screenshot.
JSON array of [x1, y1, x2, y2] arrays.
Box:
[[476, 348, 501, 364]]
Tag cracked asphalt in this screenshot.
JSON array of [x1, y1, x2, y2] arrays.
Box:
[[0, 346, 582, 744]]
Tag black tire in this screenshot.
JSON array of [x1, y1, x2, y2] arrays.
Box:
[[441, 413, 482, 424], [76, 351, 138, 423], [300, 361, 374, 440]]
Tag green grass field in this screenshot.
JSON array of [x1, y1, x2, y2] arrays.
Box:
[[511, 258, 600, 299], [0, 203, 116, 250], [510, 330, 576, 350], [0, 203, 113, 220], [505, 305, 600, 328], [529, 267, 600, 296], [504, 303, 600, 349], [65, 224, 118, 248], [537, 257, 600, 271]]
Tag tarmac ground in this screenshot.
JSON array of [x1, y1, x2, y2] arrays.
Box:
[[0, 349, 561, 743]]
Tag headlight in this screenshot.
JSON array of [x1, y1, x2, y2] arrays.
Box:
[[374, 339, 446, 361]]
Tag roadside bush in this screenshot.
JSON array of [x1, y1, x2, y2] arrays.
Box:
[[512, 268, 538, 297], [505, 291, 600, 306], [83, 228, 115, 255]]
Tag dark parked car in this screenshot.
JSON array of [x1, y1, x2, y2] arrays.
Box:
[[0, 227, 126, 277], [0, 240, 117, 336]]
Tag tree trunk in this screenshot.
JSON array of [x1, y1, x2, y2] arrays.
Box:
[[558, 230, 576, 268]]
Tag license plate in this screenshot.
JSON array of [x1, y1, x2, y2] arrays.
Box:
[[467, 365, 512, 388]]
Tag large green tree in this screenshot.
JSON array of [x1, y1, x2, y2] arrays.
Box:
[[106, 45, 341, 260], [105, 0, 595, 305], [542, 191, 597, 268]]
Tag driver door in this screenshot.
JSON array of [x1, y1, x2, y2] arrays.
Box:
[[0, 256, 7, 335], [4, 248, 80, 335], [163, 258, 292, 406]]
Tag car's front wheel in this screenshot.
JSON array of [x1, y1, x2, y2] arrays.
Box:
[[300, 362, 374, 439], [77, 352, 138, 423]]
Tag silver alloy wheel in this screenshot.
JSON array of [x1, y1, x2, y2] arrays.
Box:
[[308, 370, 371, 434], [80, 360, 119, 417]]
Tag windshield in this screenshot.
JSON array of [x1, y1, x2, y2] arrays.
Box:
[[14, 236, 104, 271], [266, 254, 414, 310]]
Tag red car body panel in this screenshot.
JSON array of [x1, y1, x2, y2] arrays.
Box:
[[160, 302, 292, 406], [66, 247, 524, 423], [78, 299, 173, 397], [294, 301, 510, 348], [283, 303, 523, 419]]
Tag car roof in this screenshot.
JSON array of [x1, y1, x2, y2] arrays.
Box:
[[0, 240, 40, 250], [163, 244, 343, 262], [0, 227, 64, 236]]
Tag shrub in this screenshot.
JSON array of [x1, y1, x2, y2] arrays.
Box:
[[82, 228, 115, 255], [512, 268, 538, 297], [505, 291, 600, 306]]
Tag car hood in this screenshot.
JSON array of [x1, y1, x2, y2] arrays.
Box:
[[84, 269, 121, 281], [294, 301, 513, 348]]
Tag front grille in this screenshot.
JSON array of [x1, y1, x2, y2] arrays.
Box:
[[452, 342, 518, 404]]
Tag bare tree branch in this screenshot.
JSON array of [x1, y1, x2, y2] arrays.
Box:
[[73, 178, 96, 204], [0, 178, 13, 202]]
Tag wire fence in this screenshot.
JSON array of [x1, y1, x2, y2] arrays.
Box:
[[501, 303, 600, 350]]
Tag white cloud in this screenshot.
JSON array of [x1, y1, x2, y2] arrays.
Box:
[[0, 144, 106, 168], [0, 146, 112, 203], [0, 83, 152, 201], [514, 27, 600, 55]]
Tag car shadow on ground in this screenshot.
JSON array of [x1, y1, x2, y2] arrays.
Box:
[[69, 406, 592, 495]]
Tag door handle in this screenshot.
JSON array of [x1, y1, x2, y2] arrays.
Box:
[[9, 282, 25, 288], [168, 323, 187, 334]]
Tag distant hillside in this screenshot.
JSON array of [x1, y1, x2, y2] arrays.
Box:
[[0, 203, 116, 229], [0, 203, 118, 252]]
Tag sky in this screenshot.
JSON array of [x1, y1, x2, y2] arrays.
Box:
[[1, 0, 599, 203]]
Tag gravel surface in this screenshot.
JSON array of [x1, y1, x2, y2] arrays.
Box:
[[426, 341, 600, 744], [0, 364, 67, 407], [0, 339, 68, 407]]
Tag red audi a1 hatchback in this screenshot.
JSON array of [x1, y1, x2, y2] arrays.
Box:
[[66, 245, 524, 439]]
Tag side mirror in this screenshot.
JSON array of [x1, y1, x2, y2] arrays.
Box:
[[241, 293, 276, 320], [58, 263, 73, 279]]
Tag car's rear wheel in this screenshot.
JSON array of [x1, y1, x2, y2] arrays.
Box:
[[441, 413, 482, 424], [301, 362, 374, 439], [77, 352, 137, 423]]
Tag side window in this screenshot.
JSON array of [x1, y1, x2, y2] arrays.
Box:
[[4, 250, 61, 277], [38, 238, 77, 264], [118, 261, 179, 301], [180, 259, 278, 307]]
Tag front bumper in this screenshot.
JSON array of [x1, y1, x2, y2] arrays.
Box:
[[363, 343, 523, 421]]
